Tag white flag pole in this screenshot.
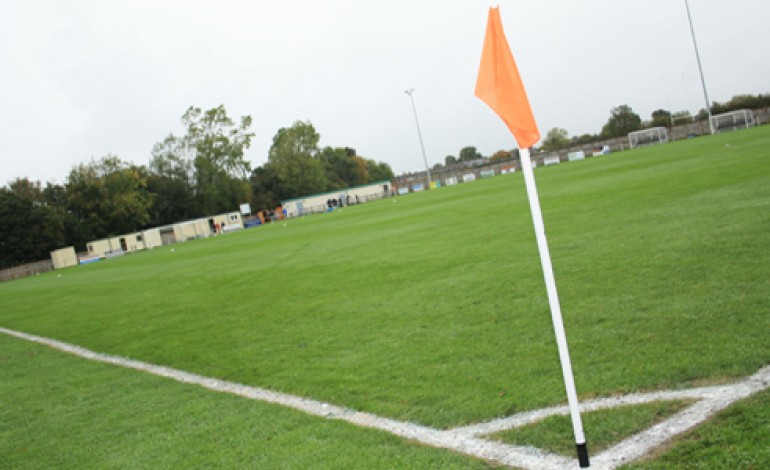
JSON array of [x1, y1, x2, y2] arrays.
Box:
[[519, 148, 590, 467]]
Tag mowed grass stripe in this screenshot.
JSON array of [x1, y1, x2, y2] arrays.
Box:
[[1, 127, 768, 429], [0, 333, 493, 469]]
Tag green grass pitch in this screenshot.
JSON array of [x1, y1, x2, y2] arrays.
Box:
[[2, 126, 769, 467]]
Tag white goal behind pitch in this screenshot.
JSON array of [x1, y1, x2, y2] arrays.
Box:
[[711, 109, 755, 133], [628, 127, 668, 149]]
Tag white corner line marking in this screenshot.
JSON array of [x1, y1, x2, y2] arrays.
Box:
[[2, 327, 767, 470]]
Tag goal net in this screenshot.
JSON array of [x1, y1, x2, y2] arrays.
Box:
[[710, 109, 755, 133], [628, 127, 668, 149]]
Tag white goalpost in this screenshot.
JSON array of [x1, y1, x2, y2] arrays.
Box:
[[628, 127, 668, 149], [710, 109, 755, 133]]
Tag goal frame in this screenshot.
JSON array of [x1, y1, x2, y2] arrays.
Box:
[[628, 127, 668, 149], [710, 109, 755, 133]]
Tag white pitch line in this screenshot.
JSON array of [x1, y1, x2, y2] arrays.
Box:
[[590, 366, 770, 470], [2, 326, 768, 469], [0, 327, 571, 468], [450, 380, 760, 438]]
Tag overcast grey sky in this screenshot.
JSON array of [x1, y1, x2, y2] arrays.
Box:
[[1, 0, 769, 185]]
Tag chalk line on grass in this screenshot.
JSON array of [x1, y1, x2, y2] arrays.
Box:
[[2, 326, 768, 469]]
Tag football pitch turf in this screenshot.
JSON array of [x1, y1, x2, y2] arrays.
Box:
[[2, 126, 769, 467]]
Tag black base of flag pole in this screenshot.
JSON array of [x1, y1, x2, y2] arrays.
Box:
[[577, 442, 590, 467]]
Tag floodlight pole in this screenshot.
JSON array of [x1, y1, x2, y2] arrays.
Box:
[[404, 88, 432, 188], [684, 0, 714, 135]]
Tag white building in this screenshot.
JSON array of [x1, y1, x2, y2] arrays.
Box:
[[281, 181, 392, 218], [84, 212, 243, 258]]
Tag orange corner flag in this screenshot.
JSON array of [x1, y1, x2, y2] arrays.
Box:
[[475, 6, 540, 149]]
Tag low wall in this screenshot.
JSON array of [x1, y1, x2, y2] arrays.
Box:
[[0, 260, 54, 282]]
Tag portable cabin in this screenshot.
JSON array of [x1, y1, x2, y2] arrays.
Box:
[[50, 246, 78, 270]]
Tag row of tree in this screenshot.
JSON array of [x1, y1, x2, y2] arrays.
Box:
[[3, 93, 766, 267], [0, 105, 393, 268]]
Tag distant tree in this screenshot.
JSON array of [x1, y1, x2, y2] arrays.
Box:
[[541, 127, 570, 151], [649, 109, 672, 128], [489, 150, 512, 163], [571, 134, 599, 146], [714, 93, 770, 114], [365, 159, 394, 182], [268, 121, 327, 198], [318, 147, 344, 189], [0, 179, 67, 267], [728, 95, 756, 110], [66, 155, 153, 238], [181, 105, 253, 215], [148, 134, 197, 225], [671, 111, 693, 125], [348, 155, 369, 186], [150, 134, 194, 180], [445, 155, 457, 166], [255, 134, 393, 207], [146, 174, 198, 226], [43, 181, 90, 251], [601, 105, 642, 138], [695, 108, 710, 121], [318, 146, 390, 187], [458, 146, 483, 162], [319, 147, 353, 189], [249, 165, 283, 210], [694, 93, 770, 121]]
